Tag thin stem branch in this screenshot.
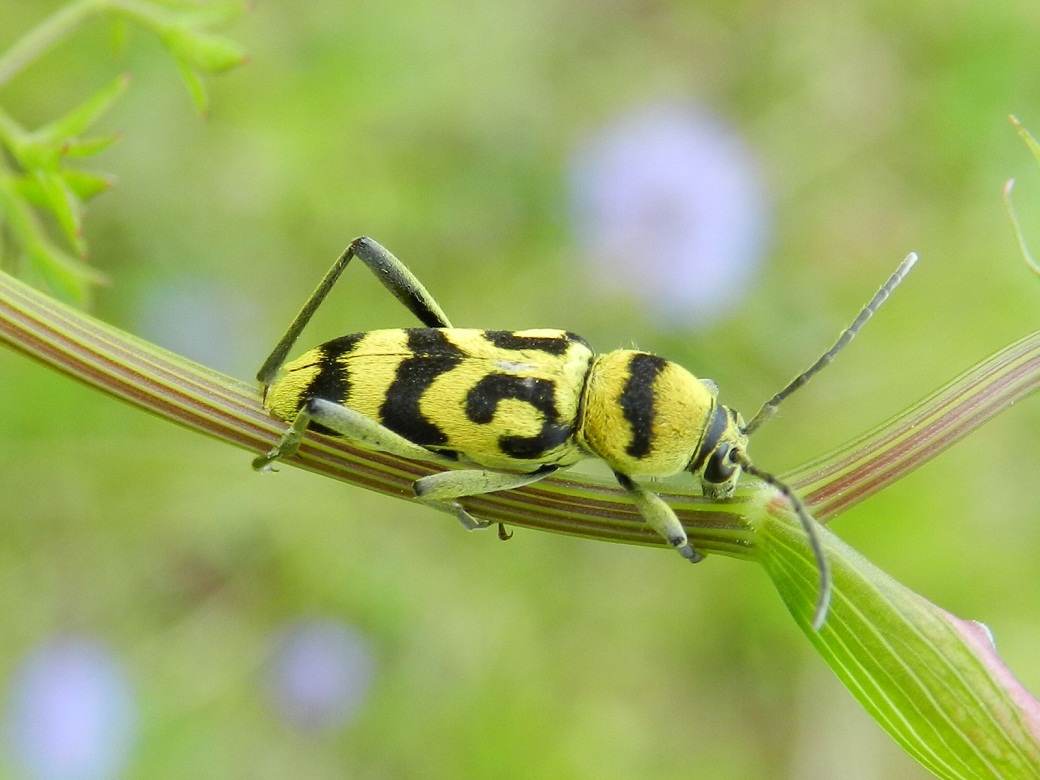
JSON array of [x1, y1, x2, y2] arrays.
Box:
[[0, 0, 183, 91], [0, 0, 103, 89], [786, 331, 1040, 520]]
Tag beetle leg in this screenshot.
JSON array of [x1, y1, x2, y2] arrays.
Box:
[[413, 465, 559, 532], [253, 397, 456, 471], [257, 237, 453, 389], [613, 472, 703, 563]]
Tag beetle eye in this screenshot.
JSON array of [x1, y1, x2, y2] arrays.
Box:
[[703, 443, 737, 484]]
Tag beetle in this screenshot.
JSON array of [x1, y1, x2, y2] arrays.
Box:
[[254, 237, 916, 629]]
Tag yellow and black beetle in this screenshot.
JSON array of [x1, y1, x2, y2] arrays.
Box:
[[254, 237, 916, 629]]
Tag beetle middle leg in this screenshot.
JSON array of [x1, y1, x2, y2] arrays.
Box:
[[413, 465, 559, 530]]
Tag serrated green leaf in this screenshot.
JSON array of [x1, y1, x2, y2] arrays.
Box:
[[755, 501, 1040, 780], [0, 110, 61, 171], [4, 76, 128, 174], [12, 139, 61, 171], [3, 169, 85, 255]]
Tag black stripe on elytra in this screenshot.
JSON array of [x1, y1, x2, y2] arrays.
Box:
[[482, 330, 589, 355], [465, 374, 572, 459], [620, 353, 668, 459], [688, 402, 728, 474], [301, 333, 363, 435], [380, 330, 465, 447]]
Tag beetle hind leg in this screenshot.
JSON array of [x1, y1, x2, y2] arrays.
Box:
[[253, 403, 313, 471], [256, 237, 453, 389]]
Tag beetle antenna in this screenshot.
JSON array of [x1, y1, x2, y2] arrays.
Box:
[[742, 252, 918, 436], [733, 452, 832, 630]]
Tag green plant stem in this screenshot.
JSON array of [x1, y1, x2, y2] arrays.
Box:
[[0, 268, 756, 555], [2, 268, 1039, 559], [787, 330, 1040, 520]]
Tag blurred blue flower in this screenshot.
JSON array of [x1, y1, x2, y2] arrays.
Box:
[[569, 102, 770, 330], [267, 617, 375, 732], [135, 278, 258, 376], [4, 636, 137, 780]]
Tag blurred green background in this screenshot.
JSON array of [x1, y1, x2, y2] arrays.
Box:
[[2, 1, 1040, 778]]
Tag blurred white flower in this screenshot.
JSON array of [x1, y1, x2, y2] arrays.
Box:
[[267, 617, 375, 732], [569, 102, 769, 330], [4, 636, 137, 780]]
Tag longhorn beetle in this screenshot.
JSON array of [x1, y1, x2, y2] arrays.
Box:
[[254, 238, 917, 629]]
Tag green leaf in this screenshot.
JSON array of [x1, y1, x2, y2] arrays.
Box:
[[62, 132, 123, 159], [17, 167, 116, 205], [162, 27, 247, 74], [0, 174, 50, 254], [159, 23, 250, 116], [0, 175, 102, 303], [2, 76, 128, 174], [60, 168, 116, 201], [756, 501, 1040, 780], [174, 58, 210, 116], [34, 73, 130, 148], [30, 170, 85, 255], [0, 0, 249, 304]]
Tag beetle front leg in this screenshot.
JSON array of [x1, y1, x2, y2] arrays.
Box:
[[614, 472, 703, 563]]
